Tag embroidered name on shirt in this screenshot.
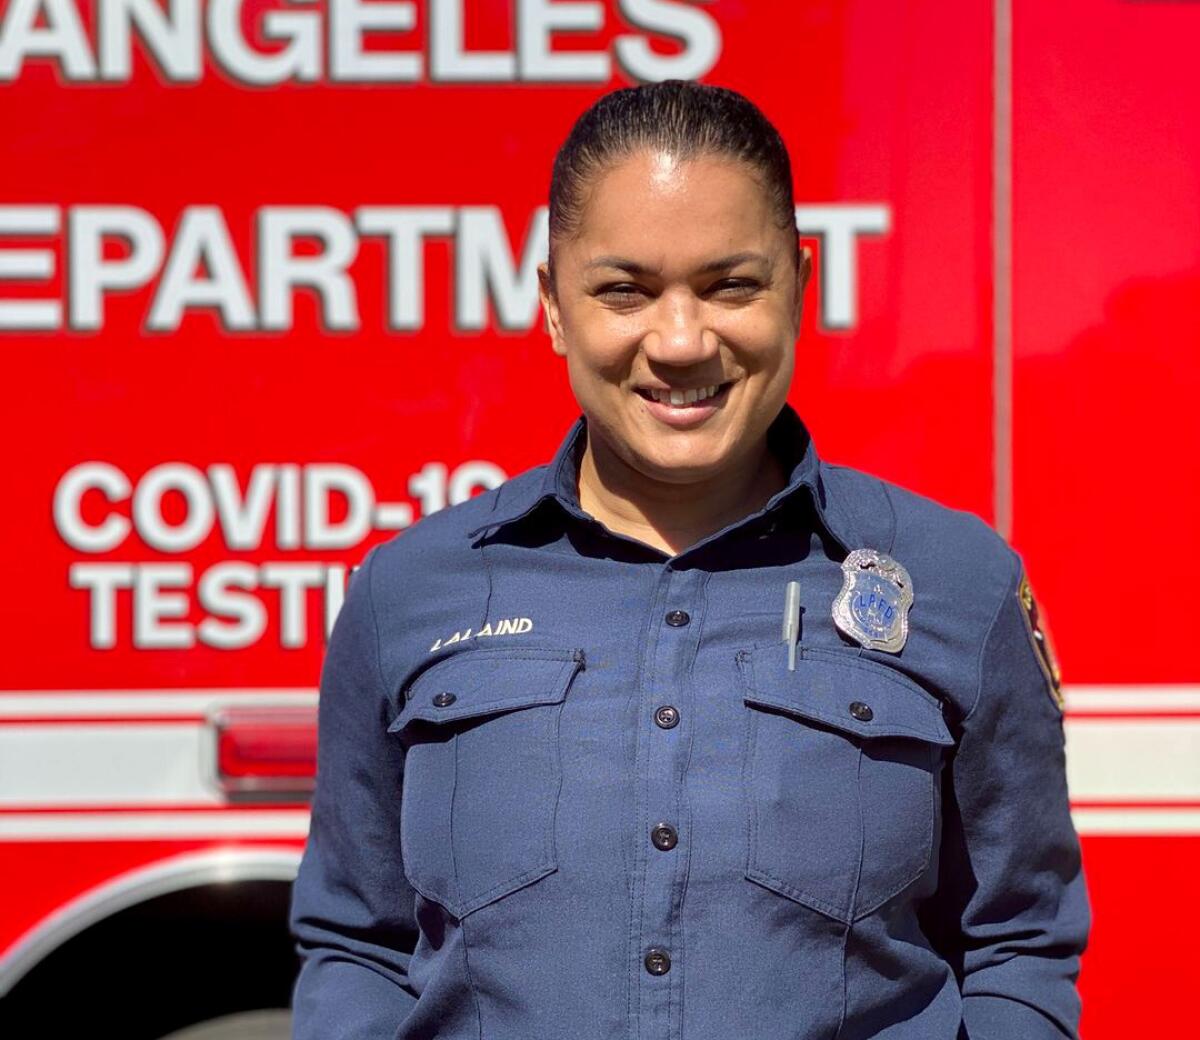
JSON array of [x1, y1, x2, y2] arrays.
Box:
[[429, 617, 534, 652]]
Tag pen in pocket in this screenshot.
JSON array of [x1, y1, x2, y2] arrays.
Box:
[[782, 580, 801, 671]]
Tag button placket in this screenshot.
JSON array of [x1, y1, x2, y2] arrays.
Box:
[[630, 565, 705, 1034]]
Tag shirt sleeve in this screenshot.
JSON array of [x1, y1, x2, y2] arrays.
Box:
[[918, 549, 1092, 1038], [288, 544, 420, 1038]]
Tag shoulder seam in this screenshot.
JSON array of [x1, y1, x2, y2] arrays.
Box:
[[362, 544, 389, 701], [965, 542, 1021, 724], [877, 479, 900, 554]]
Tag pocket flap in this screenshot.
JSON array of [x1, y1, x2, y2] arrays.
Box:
[[736, 645, 953, 746], [388, 646, 586, 731]]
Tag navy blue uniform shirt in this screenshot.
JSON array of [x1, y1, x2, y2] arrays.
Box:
[[288, 402, 1090, 1039]]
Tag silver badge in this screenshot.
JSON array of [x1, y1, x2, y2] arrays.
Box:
[[832, 549, 914, 653]]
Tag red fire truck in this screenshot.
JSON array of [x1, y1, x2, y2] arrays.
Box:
[[1, 2, 1196, 1037]]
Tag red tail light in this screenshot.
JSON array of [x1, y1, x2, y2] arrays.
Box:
[[210, 706, 318, 800]]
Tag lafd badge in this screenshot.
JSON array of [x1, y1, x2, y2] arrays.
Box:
[[1018, 573, 1065, 711], [832, 549, 914, 653]]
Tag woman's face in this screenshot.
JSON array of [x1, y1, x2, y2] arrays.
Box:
[[538, 148, 811, 488]]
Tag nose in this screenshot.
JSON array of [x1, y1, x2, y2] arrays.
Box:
[[641, 287, 719, 366]]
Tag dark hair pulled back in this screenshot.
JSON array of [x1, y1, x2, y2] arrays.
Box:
[[547, 80, 798, 278]]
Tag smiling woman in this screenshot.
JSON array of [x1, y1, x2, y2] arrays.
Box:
[[288, 80, 1091, 1040], [537, 84, 816, 555]]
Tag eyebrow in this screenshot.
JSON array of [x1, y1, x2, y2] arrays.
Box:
[[585, 251, 771, 275]]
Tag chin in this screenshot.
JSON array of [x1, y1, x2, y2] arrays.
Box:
[[635, 444, 726, 479]]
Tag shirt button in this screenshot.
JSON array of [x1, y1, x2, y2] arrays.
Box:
[[432, 691, 457, 707], [644, 947, 671, 975], [651, 823, 678, 851], [849, 701, 873, 722], [664, 609, 690, 627], [654, 705, 679, 729]]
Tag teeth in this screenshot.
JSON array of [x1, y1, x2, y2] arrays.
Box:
[[646, 383, 723, 406]]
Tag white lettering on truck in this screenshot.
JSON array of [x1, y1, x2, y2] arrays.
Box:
[[0, 0, 722, 85], [0, 203, 890, 334], [54, 458, 507, 649]]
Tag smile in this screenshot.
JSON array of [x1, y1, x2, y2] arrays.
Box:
[[634, 381, 733, 408]]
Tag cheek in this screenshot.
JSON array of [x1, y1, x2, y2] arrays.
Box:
[[708, 303, 794, 354], [562, 307, 642, 373], [563, 342, 634, 416]]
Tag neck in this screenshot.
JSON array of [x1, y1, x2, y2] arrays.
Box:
[[576, 426, 789, 557]]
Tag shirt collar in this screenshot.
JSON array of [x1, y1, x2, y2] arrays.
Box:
[[467, 400, 853, 551]]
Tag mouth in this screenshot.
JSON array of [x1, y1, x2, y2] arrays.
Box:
[[632, 380, 735, 429], [633, 381, 734, 408]]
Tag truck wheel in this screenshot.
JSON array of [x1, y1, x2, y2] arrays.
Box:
[[157, 1009, 291, 1040]]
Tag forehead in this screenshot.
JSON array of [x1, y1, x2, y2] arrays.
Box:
[[566, 150, 781, 264]]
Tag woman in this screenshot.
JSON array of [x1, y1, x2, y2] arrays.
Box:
[[289, 81, 1090, 1039]]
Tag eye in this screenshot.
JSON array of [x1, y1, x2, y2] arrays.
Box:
[[708, 278, 761, 297], [595, 282, 648, 303]]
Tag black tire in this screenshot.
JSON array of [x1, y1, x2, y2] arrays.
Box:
[[158, 1009, 292, 1040]]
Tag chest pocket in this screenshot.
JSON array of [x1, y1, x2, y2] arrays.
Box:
[[387, 645, 585, 920], [735, 644, 954, 924]]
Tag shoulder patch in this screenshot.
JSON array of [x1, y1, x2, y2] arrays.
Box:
[[1017, 573, 1064, 711]]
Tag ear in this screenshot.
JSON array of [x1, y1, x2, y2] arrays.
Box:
[[538, 262, 568, 357], [792, 245, 813, 331]]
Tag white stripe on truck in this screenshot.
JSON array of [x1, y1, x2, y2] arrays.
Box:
[[0, 686, 1196, 838]]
